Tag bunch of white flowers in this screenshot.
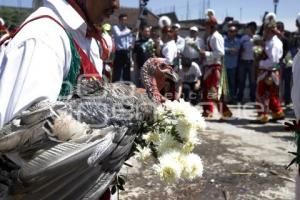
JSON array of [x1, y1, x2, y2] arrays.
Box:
[[153, 151, 204, 183], [135, 99, 206, 183]]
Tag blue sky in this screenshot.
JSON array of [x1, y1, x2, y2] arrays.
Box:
[[1, 0, 298, 31]]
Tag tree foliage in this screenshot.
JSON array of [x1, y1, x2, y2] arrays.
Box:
[[0, 6, 32, 30]]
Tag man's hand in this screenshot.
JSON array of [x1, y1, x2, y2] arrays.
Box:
[[194, 80, 201, 91], [199, 49, 206, 58], [229, 48, 238, 54]]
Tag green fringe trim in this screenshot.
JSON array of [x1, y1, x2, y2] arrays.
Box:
[[218, 61, 229, 100], [59, 33, 81, 97]]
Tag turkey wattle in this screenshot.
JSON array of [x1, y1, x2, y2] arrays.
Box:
[[0, 58, 178, 199]]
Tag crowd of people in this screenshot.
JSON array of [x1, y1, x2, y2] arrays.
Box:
[[0, 2, 299, 125], [103, 10, 300, 123], [1, 1, 300, 198]]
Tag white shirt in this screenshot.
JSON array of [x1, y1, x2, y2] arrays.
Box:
[[183, 36, 204, 60], [0, 0, 103, 127], [240, 34, 254, 60], [162, 40, 178, 65], [180, 62, 202, 83], [112, 24, 133, 50], [292, 51, 300, 120], [204, 31, 224, 65], [175, 35, 185, 53], [259, 35, 283, 70]]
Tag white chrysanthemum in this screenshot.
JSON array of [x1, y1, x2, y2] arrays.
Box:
[[153, 151, 183, 183], [156, 132, 179, 155], [176, 116, 200, 141], [154, 105, 166, 121], [181, 141, 197, 154], [164, 99, 185, 116], [181, 112, 205, 131], [135, 145, 152, 163], [143, 132, 160, 144], [181, 153, 204, 180], [165, 99, 206, 132]]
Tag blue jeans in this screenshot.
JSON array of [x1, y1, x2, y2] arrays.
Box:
[[237, 60, 256, 102], [134, 67, 143, 88], [112, 50, 131, 82], [226, 68, 237, 99]]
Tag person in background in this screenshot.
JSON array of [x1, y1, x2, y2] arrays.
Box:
[[182, 26, 205, 67], [291, 13, 300, 58], [291, 13, 300, 197], [160, 24, 177, 65], [237, 22, 257, 103], [133, 24, 153, 87], [178, 57, 202, 105], [172, 23, 185, 54], [101, 23, 115, 83], [150, 26, 163, 57], [256, 15, 284, 123], [277, 21, 292, 106], [0, 18, 10, 42], [200, 9, 232, 119], [112, 13, 133, 82], [224, 25, 240, 102]]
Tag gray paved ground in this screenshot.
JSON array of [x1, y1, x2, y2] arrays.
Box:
[[116, 105, 297, 200]]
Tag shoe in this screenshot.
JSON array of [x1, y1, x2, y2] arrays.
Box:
[[272, 111, 285, 120], [202, 111, 213, 118], [258, 114, 269, 123], [222, 110, 233, 118]]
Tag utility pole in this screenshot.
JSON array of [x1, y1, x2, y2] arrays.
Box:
[[202, 0, 206, 18], [240, 7, 243, 22], [136, 0, 149, 40], [186, 0, 190, 20], [273, 0, 279, 14], [207, 0, 211, 9]]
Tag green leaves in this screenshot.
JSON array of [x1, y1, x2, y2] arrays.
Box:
[[111, 175, 126, 195], [111, 185, 117, 195]]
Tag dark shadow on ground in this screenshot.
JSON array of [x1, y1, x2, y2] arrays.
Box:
[[272, 135, 294, 142]]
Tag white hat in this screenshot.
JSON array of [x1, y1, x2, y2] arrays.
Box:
[[190, 26, 198, 32], [173, 23, 181, 29], [264, 12, 276, 24], [297, 13, 300, 23], [158, 16, 172, 28]]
